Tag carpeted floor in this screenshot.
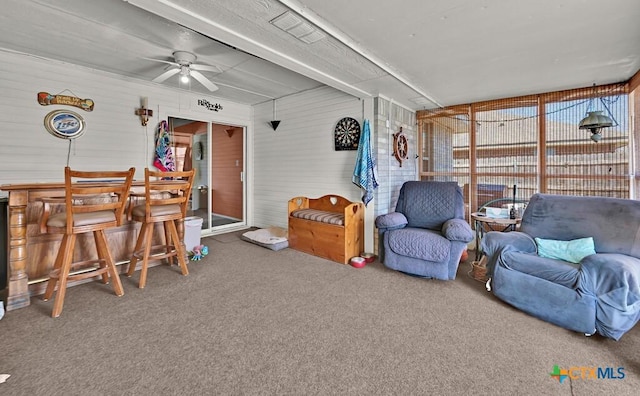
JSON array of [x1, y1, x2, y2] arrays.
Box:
[[1, 230, 638, 395]]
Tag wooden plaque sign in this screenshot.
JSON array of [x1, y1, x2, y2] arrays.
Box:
[[37, 91, 94, 112]]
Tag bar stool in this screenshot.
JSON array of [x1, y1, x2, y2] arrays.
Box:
[[127, 168, 195, 288], [42, 167, 135, 318]]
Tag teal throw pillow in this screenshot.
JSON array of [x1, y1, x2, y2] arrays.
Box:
[[535, 237, 596, 264]]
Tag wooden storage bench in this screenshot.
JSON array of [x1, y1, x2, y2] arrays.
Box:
[[288, 195, 364, 264]]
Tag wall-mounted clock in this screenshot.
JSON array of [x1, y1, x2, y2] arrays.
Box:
[[393, 128, 409, 167], [334, 117, 360, 151]]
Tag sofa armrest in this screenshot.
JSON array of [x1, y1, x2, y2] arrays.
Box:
[[442, 218, 473, 242], [480, 231, 537, 258], [579, 253, 640, 340], [375, 212, 408, 232]]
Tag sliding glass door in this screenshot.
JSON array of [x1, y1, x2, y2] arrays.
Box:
[[168, 117, 245, 231]]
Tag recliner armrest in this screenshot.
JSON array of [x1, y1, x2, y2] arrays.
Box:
[[442, 218, 473, 242], [375, 212, 408, 232]]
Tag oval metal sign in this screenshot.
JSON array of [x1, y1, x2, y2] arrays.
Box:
[[44, 110, 86, 139]]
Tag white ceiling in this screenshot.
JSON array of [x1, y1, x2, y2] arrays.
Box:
[[1, 0, 639, 110]]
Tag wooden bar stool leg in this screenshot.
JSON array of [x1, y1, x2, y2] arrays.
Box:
[[43, 234, 68, 301], [167, 220, 189, 276], [127, 223, 147, 277], [93, 231, 110, 284], [164, 222, 175, 265], [176, 217, 188, 264], [51, 234, 77, 318], [95, 229, 124, 296], [138, 222, 155, 289]]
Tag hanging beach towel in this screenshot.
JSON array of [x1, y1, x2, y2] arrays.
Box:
[[352, 119, 378, 206], [153, 120, 176, 172]]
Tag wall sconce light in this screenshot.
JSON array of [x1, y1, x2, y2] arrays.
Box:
[[135, 97, 153, 126]]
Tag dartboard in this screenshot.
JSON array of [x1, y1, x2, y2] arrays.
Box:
[[334, 117, 360, 151]]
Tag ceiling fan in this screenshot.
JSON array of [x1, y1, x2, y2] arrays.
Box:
[[147, 51, 221, 92]]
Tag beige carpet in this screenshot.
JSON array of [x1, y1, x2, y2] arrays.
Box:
[[1, 230, 638, 395]]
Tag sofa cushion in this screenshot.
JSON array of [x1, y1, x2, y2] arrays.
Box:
[[521, 194, 640, 259], [535, 237, 596, 264], [500, 250, 581, 288], [388, 228, 450, 262]]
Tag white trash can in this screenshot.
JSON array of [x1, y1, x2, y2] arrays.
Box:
[[184, 216, 204, 252]]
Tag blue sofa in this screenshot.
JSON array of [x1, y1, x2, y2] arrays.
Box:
[[481, 193, 640, 340], [375, 181, 473, 280]]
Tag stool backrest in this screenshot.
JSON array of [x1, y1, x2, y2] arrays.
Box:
[[143, 168, 196, 221], [64, 167, 136, 232]]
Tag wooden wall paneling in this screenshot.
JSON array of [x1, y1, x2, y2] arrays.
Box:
[[251, 86, 363, 229], [0, 50, 251, 186]]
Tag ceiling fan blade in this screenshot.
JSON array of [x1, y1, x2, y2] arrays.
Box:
[[142, 57, 180, 67], [190, 63, 222, 73], [191, 70, 219, 92], [152, 68, 180, 83]]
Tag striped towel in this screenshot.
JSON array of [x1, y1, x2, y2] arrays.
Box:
[[352, 119, 378, 206]]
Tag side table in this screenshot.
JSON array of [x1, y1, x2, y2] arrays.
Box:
[[471, 212, 521, 261]]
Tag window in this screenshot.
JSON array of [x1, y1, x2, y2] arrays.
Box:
[[418, 83, 631, 216]]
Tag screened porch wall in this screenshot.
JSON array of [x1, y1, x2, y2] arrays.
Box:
[[417, 82, 632, 217]]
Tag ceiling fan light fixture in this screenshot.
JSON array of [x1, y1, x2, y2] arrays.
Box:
[[179, 66, 190, 83], [147, 50, 220, 92]]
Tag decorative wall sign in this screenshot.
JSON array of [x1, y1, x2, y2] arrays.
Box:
[[37, 91, 94, 112], [197, 99, 223, 112], [393, 128, 409, 167], [44, 110, 86, 139], [334, 117, 360, 151]]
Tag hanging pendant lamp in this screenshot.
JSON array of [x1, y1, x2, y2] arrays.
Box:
[[579, 110, 613, 143], [578, 84, 617, 143]]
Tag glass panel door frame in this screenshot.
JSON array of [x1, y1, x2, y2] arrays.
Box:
[[164, 114, 247, 234], [207, 122, 246, 232]]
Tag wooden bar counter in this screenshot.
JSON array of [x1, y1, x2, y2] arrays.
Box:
[[1, 181, 185, 312]]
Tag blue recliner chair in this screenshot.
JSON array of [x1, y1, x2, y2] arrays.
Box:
[[375, 181, 474, 279]]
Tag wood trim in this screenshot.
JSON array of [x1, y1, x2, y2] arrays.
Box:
[[417, 82, 629, 120], [538, 95, 547, 193], [469, 103, 478, 214], [629, 68, 640, 92]]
